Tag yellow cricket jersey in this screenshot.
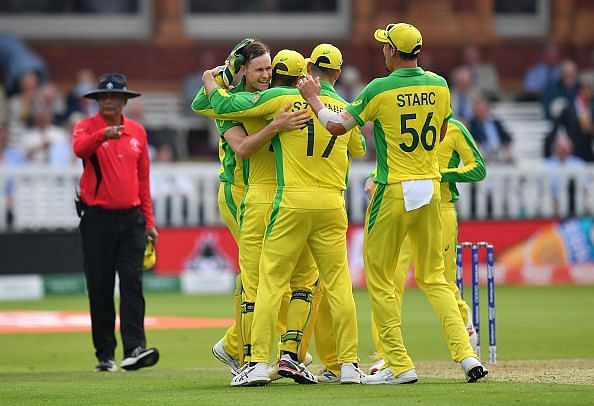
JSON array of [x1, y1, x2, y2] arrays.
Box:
[[346, 67, 452, 184], [439, 118, 486, 203], [207, 82, 366, 208], [192, 84, 276, 186]]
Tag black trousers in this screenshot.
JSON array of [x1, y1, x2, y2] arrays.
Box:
[[79, 206, 147, 361]]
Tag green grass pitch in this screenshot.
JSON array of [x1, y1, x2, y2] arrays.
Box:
[[0, 286, 593, 404]]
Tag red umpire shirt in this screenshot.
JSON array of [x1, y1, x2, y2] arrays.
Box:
[[73, 113, 155, 228]]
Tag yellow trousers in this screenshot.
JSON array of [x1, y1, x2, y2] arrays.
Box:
[[370, 203, 472, 357], [251, 204, 358, 364], [364, 182, 474, 376], [239, 185, 318, 362]]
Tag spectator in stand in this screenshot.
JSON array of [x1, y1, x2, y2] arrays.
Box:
[[335, 65, 365, 102], [520, 42, 561, 102], [66, 68, 98, 118], [543, 59, 580, 120], [469, 94, 513, 163], [545, 135, 587, 214], [20, 109, 69, 165], [35, 83, 66, 125], [0, 33, 48, 97], [455, 45, 500, 101], [544, 74, 594, 162], [8, 71, 40, 125], [0, 124, 26, 229], [450, 66, 479, 126]]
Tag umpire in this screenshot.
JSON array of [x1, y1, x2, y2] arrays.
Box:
[[73, 73, 159, 372]]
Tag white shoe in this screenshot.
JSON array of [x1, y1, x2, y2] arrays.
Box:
[[231, 362, 270, 387], [460, 356, 488, 383], [340, 363, 366, 384], [368, 358, 387, 375], [212, 338, 241, 374], [362, 367, 418, 385], [316, 368, 341, 383]]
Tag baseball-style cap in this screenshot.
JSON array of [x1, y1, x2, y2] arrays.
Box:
[[272, 49, 305, 77], [374, 23, 423, 55], [143, 239, 156, 270], [83, 73, 141, 99], [309, 43, 343, 70]]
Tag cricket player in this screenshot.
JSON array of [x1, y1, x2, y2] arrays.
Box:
[[201, 46, 367, 386], [366, 117, 487, 374], [204, 39, 312, 373], [297, 23, 488, 383], [193, 49, 321, 384]]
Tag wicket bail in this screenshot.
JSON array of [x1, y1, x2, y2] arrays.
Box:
[[456, 241, 497, 364]]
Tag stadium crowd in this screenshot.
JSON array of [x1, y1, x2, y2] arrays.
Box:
[[1, 33, 594, 228]]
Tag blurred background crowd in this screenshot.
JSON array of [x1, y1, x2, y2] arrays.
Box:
[[1, 0, 594, 229]]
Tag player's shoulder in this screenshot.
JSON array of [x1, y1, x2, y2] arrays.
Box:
[[422, 70, 449, 87], [250, 86, 299, 105]]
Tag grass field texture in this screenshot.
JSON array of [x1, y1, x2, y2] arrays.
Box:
[[1, 286, 593, 405]]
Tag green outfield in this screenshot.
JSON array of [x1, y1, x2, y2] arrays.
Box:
[[1, 286, 593, 404]]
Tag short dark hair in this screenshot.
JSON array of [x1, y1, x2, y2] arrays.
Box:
[[242, 40, 270, 66], [271, 69, 299, 87], [398, 50, 418, 61], [310, 64, 337, 81]]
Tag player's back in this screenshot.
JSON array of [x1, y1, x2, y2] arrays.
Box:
[[347, 67, 451, 184], [274, 86, 360, 194]]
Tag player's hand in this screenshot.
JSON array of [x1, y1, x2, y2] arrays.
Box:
[[272, 103, 311, 132], [104, 125, 124, 140], [297, 75, 321, 101], [364, 176, 376, 200], [146, 227, 158, 242]]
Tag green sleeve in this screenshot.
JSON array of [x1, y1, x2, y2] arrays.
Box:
[[191, 86, 219, 119], [441, 120, 487, 183], [216, 119, 242, 137], [345, 88, 369, 127]]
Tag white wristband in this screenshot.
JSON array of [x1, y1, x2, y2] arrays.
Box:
[[317, 107, 336, 129]]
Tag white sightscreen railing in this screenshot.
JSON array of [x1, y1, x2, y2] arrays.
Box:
[[1, 163, 594, 231]]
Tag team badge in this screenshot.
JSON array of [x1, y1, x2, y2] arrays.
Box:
[[352, 99, 363, 106], [251, 93, 261, 103], [130, 137, 140, 152]]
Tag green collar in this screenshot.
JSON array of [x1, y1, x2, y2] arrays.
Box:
[[320, 81, 336, 92], [390, 67, 425, 77]]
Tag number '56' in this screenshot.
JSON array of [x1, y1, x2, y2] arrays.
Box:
[[399, 112, 437, 152]]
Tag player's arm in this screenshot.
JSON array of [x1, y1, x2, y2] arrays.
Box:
[[441, 120, 487, 183], [190, 85, 220, 119], [440, 120, 448, 142], [224, 104, 310, 160], [364, 168, 377, 199], [297, 75, 358, 136]]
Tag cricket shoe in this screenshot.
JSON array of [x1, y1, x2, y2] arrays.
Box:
[[231, 362, 270, 387], [368, 358, 387, 375], [277, 356, 317, 384], [316, 368, 341, 383], [95, 359, 117, 372], [460, 356, 489, 383], [361, 367, 418, 385], [268, 352, 313, 381], [340, 363, 366, 384], [212, 338, 241, 374], [121, 347, 159, 371]]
